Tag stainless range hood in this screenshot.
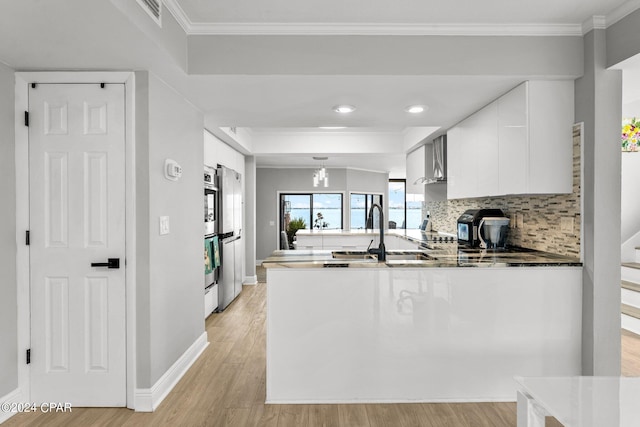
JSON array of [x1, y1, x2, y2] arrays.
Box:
[[414, 135, 447, 185], [431, 135, 447, 182]]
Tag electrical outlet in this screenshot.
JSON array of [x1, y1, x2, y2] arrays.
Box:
[[269, 220, 275, 226], [561, 217, 574, 233], [159, 216, 170, 235], [516, 213, 524, 229]]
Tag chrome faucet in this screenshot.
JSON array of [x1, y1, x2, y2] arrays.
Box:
[[367, 203, 386, 262]]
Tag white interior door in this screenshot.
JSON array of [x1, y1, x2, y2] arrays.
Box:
[[29, 83, 126, 406]]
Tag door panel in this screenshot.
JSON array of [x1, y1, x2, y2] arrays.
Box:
[[29, 83, 126, 406]]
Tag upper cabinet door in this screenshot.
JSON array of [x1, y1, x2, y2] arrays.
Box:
[[474, 102, 500, 197], [528, 81, 574, 194], [498, 83, 528, 195], [446, 125, 463, 199]]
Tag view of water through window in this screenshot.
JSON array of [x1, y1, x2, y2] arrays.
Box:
[[282, 181, 423, 234]]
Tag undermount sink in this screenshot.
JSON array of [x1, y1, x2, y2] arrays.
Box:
[[331, 250, 436, 262], [331, 251, 376, 260]]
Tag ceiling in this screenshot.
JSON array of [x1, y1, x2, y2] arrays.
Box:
[[0, 0, 635, 175]]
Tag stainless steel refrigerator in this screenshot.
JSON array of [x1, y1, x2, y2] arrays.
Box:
[[217, 164, 242, 311]]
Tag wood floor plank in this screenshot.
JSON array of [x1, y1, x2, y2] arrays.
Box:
[[277, 404, 309, 427], [6, 269, 640, 427], [421, 403, 469, 427], [459, 402, 512, 427], [622, 329, 640, 377], [308, 404, 340, 427], [245, 404, 281, 427], [337, 404, 370, 427], [394, 404, 430, 427], [365, 404, 403, 427], [546, 417, 565, 427]]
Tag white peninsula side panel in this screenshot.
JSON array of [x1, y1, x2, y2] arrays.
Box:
[[266, 267, 582, 403]]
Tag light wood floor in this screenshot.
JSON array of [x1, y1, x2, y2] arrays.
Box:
[[6, 274, 640, 427]]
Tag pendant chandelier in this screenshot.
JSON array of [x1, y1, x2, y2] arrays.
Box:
[[312, 156, 329, 187]]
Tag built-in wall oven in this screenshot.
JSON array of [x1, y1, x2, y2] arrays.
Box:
[[204, 166, 220, 316], [204, 166, 218, 236], [205, 166, 219, 287]]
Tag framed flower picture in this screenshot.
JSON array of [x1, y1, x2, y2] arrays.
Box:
[[622, 117, 640, 152]]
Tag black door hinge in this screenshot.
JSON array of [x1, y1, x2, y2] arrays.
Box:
[[24, 111, 29, 127], [25, 230, 30, 246], [26, 349, 31, 364]]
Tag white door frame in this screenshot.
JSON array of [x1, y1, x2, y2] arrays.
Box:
[[15, 72, 137, 409]]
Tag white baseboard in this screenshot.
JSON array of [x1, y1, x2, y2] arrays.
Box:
[[0, 388, 25, 424], [622, 313, 640, 336], [243, 275, 258, 285], [134, 332, 208, 412]]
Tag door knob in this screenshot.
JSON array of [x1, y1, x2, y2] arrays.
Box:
[[91, 258, 120, 269]]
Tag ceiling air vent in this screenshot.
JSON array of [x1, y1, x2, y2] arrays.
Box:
[[136, 0, 162, 27]]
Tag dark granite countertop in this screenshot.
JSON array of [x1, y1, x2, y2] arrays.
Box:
[[262, 246, 582, 269]]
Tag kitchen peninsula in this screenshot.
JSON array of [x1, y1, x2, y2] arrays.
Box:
[[263, 230, 582, 403]]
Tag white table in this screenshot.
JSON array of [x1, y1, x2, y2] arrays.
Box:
[[515, 376, 640, 427]]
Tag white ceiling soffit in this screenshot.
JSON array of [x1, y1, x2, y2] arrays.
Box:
[[165, 0, 636, 36]]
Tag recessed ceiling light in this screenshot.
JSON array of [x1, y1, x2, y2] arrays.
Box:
[[318, 126, 347, 130], [333, 105, 356, 114], [405, 105, 427, 114]]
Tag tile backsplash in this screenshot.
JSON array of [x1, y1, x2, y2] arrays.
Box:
[[425, 124, 581, 257]]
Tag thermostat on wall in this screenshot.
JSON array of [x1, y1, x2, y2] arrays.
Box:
[[165, 159, 182, 181]]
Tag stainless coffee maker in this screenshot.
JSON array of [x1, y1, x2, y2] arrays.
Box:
[[478, 217, 510, 249]]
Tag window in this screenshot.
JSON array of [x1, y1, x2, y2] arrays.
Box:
[[280, 193, 343, 246], [312, 194, 342, 229], [388, 180, 406, 229], [388, 180, 423, 229], [350, 193, 383, 229]]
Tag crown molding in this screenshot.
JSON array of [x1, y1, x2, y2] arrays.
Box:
[[164, 0, 640, 37], [606, 0, 640, 27], [581, 15, 607, 34], [160, 3, 584, 38]]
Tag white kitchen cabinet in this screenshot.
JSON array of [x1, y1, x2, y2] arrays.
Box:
[[295, 234, 379, 250], [447, 102, 498, 198], [204, 284, 218, 318], [447, 80, 573, 199], [446, 126, 464, 199], [474, 102, 500, 197], [527, 81, 573, 194], [497, 83, 528, 195]]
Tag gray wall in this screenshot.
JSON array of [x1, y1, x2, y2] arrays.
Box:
[[575, 29, 622, 376], [245, 156, 257, 281], [135, 72, 205, 387], [189, 35, 583, 77], [607, 8, 640, 68], [256, 167, 388, 260], [0, 62, 17, 397]]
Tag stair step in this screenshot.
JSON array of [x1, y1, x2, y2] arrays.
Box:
[[622, 280, 640, 293], [622, 262, 640, 270], [622, 303, 640, 320]]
